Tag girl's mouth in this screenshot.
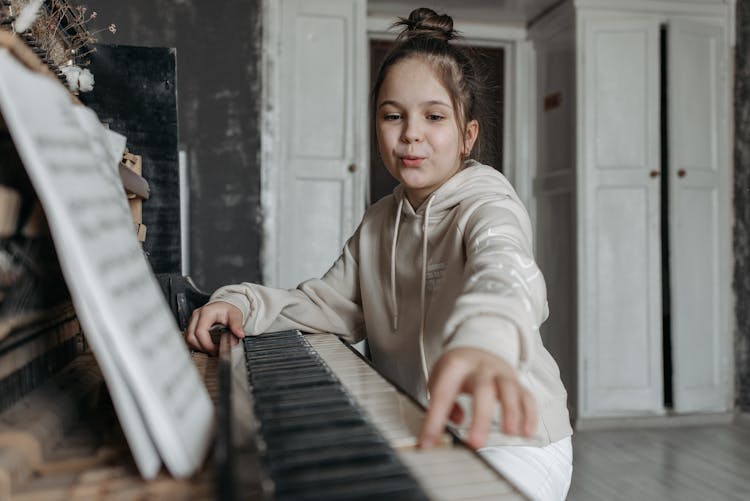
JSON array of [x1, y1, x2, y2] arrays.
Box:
[[400, 156, 424, 168]]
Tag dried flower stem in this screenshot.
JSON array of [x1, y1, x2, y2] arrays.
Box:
[[23, 1, 116, 67]]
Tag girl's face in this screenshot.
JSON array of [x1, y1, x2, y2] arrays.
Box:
[[376, 57, 478, 208]]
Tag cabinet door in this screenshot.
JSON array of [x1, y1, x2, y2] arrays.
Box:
[[274, 0, 366, 288], [668, 19, 731, 412], [579, 16, 664, 417]]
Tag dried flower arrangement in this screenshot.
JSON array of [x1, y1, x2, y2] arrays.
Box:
[[1, 0, 116, 92]]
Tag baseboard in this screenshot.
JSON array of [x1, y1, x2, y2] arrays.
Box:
[[575, 412, 735, 431], [734, 411, 750, 428]]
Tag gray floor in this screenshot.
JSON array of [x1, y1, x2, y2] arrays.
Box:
[[568, 422, 750, 500]]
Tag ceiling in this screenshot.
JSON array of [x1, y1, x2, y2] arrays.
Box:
[[367, 0, 566, 26]]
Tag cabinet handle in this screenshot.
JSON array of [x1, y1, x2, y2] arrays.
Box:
[[649, 170, 660, 178], [677, 168, 686, 178], [348, 163, 357, 173]]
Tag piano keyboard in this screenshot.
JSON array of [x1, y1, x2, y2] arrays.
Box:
[[242, 331, 524, 500], [244, 331, 427, 500]]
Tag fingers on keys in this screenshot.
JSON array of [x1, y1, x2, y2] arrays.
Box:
[[185, 301, 245, 355], [418, 348, 538, 450], [419, 356, 465, 448]]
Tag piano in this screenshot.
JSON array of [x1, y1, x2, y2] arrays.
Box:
[[0, 5, 525, 499]]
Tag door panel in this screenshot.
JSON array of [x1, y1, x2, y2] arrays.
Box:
[[581, 17, 664, 416], [292, 15, 347, 160], [593, 30, 650, 170], [290, 178, 344, 281], [668, 19, 730, 412], [594, 187, 654, 391]]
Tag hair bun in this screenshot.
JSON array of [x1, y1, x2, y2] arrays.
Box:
[[395, 7, 456, 42]]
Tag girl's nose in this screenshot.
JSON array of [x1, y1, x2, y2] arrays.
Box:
[[401, 119, 422, 143]]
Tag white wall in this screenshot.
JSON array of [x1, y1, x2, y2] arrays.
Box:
[[529, 4, 579, 420]]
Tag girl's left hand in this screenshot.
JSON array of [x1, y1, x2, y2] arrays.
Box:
[[419, 347, 537, 449]]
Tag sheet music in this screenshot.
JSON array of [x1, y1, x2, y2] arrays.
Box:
[[0, 49, 213, 479]]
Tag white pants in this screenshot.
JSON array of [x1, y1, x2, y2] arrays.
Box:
[[478, 436, 573, 501]]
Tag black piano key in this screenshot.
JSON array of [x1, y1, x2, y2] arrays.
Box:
[[261, 422, 380, 450], [275, 463, 428, 499], [249, 360, 325, 374], [260, 430, 387, 457], [247, 356, 324, 371], [252, 386, 346, 406], [278, 479, 427, 501], [265, 444, 392, 474], [254, 391, 351, 414], [255, 400, 356, 421], [260, 411, 367, 436], [276, 460, 409, 487], [251, 372, 336, 390], [249, 352, 320, 362]]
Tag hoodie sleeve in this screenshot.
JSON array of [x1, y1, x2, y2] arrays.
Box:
[[207, 228, 365, 344], [442, 196, 549, 369]]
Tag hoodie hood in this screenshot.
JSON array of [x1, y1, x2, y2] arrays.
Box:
[[392, 160, 521, 218]]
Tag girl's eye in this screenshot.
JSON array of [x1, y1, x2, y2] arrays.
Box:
[[383, 113, 400, 121], [427, 114, 445, 121]]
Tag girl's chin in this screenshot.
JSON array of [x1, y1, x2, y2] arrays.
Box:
[[399, 178, 430, 192], [397, 169, 428, 184]]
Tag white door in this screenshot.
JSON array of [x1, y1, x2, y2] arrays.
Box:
[[268, 0, 367, 288], [668, 19, 732, 412], [579, 16, 664, 417]]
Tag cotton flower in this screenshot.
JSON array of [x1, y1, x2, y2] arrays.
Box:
[[60, 65, 95, 93], [60, 65, 80, 91], [13, 0, 44, 33], [77, 68, 94, 92]]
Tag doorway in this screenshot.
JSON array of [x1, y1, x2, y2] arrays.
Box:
[[659, 24, 673, 411]]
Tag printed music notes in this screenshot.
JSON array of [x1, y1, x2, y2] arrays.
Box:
[[0, 48, 213, 479]]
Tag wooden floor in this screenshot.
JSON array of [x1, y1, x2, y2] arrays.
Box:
[[568, 422, 750, 500]]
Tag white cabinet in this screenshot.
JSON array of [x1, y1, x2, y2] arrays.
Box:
[[533, 1, 734, 421]]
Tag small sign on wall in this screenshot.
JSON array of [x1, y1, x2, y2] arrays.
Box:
[[544, 92, 562, 111]]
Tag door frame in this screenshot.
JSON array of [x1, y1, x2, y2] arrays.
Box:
[[261, 0, 282, 285]]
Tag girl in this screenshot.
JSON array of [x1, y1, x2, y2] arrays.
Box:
[[186, 8, 573, 500]]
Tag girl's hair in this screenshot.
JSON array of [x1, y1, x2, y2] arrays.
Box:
[[371, 8, 488, 160]]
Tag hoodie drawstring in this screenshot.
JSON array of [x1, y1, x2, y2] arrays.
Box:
[[418, 195, 436, 385], [390, 197, 404, 332], [390, 193, 434, 388]]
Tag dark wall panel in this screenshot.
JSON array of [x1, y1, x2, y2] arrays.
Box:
[[735, 0, 750, 411], [81, 45, 180, 274], [85, 0, 263, 291]]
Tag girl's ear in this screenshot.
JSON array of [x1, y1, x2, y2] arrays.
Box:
[[463, 119, 479, 156]]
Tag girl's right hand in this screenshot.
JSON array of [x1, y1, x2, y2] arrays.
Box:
[[419, 347, 537, 450], [185, 301, 245, 355]]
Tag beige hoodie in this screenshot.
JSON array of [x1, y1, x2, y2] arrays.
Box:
[[210, 161, 572, 446]]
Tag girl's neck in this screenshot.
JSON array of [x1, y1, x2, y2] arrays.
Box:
[[405, 190, 429, 210], [403, 159, 469, 209]]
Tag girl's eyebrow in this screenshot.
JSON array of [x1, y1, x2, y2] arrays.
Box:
[[378, 99, 400, 109], [423, 100, 452, 107], [378, 99, 452, 109]]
